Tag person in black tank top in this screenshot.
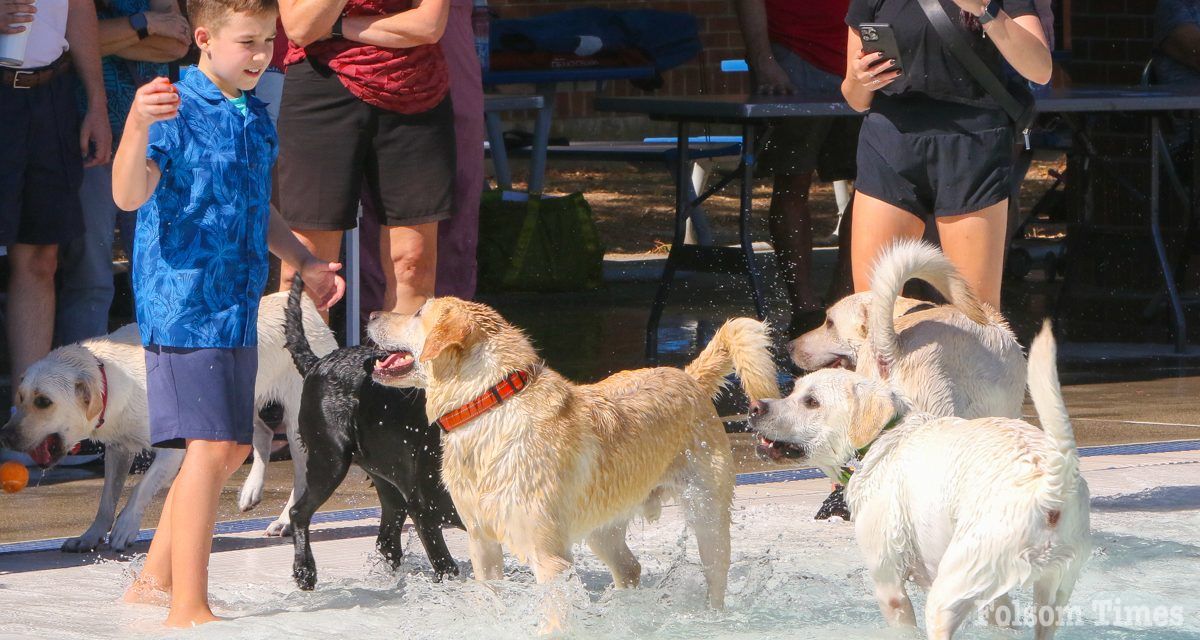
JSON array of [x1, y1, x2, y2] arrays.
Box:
[[840, 0, 1050, 310]]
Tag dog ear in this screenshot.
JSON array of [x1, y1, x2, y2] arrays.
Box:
[[76, 376, 102, 421], [847, 381, 902, 450], [420, 304, 476, 363]]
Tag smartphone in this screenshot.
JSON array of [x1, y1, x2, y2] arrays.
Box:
[[858, 23, 903, 73]]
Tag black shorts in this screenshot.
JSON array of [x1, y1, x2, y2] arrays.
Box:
[[756, 44, 860, 181], [0, 65, 84, 246], [855, 94, 1014, 218], [277, 58, 455, 230]]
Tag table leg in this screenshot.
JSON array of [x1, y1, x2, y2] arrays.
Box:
[[528, 83, 555, 195], [485, 111, 512, 191], [1149, 115, 1187, 353], [645, 121, 691, 361], [739, 123, 767, 320], [345, 206, 362, 347]]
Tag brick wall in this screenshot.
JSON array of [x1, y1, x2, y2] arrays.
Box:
[[489, 0, 749, 138]]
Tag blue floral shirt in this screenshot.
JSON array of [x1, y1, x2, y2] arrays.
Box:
[[133, 66, 277, 348]]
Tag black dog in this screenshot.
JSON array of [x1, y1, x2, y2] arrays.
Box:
[[285, 276, 463, 590]]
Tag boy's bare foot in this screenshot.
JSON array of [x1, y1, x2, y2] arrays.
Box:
[[164, 606, 223, 627], [122, 578, 170, 606]]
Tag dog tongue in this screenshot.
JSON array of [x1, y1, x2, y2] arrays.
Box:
[[29, 436, 56, 468], [378, 352, 407, 370]]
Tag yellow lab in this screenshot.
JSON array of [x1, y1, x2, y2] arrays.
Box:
[[367, 299, 779, 613]]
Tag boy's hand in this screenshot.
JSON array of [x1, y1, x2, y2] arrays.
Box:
[[300, 259, 346, 311], [130, 77, 180, 128]]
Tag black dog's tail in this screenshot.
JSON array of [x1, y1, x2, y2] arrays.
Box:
[[285, 275, 320, 378]]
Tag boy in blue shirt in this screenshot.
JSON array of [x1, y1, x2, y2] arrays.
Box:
[[111, 0, 344, 626]]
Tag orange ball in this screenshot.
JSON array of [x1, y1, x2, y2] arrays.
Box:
[[1, 461, 29, 493]]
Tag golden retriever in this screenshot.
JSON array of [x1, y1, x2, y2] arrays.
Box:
[[366, 299, 779, 616]]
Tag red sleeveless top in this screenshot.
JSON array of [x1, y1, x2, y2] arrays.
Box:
[[284, 0, 449, 114]]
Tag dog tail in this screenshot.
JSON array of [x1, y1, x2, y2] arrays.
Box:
[[869, 239, 990, 365], [684, 318, 780, 402], [1028, 320, 1080, 497], [285, 275, 320, 378]]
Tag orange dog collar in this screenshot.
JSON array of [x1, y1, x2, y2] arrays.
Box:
[[433, 370, 531, 433]]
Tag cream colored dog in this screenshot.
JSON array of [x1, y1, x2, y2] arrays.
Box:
[[787, 240, 1026, 424], [366, 299, 780, 613], [0, 292, 338, 551], [749, 323, 1090, 639]]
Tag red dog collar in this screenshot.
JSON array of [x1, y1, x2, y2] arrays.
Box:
[[68, 358, 108, 457], [433, 370, 531, 433], [95, 359, 108, 430]]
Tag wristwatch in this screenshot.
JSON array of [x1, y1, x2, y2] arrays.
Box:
[[978, 1, 1002, 25], [129, 12, 150, 40], [331, 15, 344, 40]]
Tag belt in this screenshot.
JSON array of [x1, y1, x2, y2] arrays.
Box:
[[2, 53, 73, 90]]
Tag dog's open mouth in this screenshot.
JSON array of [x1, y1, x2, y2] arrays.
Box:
[[755, 435, 806, 462], [373, 351, 415, 379], [825, 355, 853, 370], [29, 433, 65, 469]]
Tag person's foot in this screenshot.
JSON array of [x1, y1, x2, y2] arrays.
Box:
[[814, 485, 851, 521], [122, 578, 170, 606], [164, 606, 223, 627]]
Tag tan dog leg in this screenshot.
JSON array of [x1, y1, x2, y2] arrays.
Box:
[[467, 531, 504, 581], [586, 524, 641, 589], [679, 426, 733, 609]]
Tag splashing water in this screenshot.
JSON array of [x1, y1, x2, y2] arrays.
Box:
[[1, 484, 1197, 639]]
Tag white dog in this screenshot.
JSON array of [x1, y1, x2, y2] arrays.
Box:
[[749, 323, 1090, 639], [0, 292, 337, 551], [788, 240, 1026, 422]]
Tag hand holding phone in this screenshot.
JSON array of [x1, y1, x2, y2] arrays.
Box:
[[854, 23, 903, 92]]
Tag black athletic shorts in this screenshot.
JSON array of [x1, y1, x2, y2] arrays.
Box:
[[277, 58, 455, 230], [0, 65, 84, 246], [855, 94, 1015, 218]]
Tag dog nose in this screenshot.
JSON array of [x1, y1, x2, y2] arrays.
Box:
[[369, 311, 381, 321], [748, 400, 768, 419]]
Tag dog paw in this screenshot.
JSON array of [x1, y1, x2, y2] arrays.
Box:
[[238, 484, 263, 512], [61, 533, 104, 553], [293, 564, 317, 591], [433, 561, 461, 582], [108, 522, 143, 552], [265, 519, 293, 537], [814, 486, 852, 521]]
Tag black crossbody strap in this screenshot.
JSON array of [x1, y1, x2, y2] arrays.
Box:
[[915, 0, 1029, 128]]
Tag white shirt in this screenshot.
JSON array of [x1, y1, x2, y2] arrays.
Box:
[[21, 0, 70, 69]]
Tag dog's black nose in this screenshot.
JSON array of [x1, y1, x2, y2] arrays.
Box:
[[748, 400, 768, 419], [369, 311, 381, 321]]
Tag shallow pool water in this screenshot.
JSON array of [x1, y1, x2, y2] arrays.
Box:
[[2, 473, 1197, 640]]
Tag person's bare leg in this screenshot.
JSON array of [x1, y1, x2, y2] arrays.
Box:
[[123, 479, 178, 605], [769, 172, 823, 337], [849, 193, 926, 293], [935, 200, 1008, 310], [7, 244, 58, 402], [278, 229, 344, 322], [162, 440, 251, 627], [380, 222, 439, 314], [817, 193, 925, 516]]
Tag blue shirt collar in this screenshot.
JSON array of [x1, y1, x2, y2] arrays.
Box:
[[179, 66, 267, 110]]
